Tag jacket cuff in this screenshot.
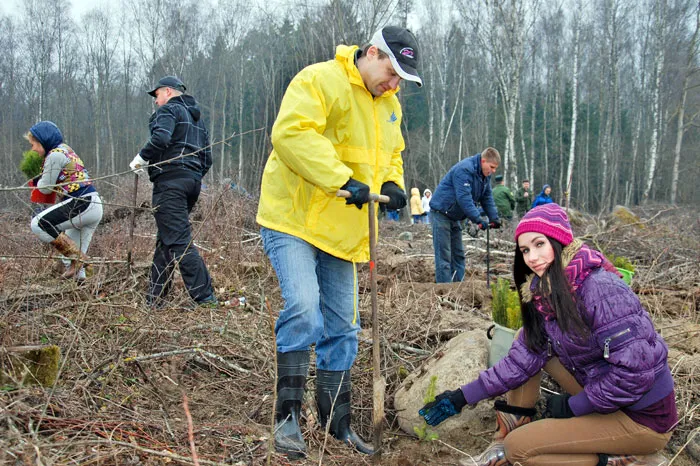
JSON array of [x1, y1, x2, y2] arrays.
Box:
[[461, 378, 489, 406], [569, 391, 595, 416]]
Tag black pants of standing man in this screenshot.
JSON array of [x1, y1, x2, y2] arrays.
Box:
[[147, 177, 214, 306]]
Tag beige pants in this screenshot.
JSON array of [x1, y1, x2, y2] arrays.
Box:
[[502, 332, 671, 466]]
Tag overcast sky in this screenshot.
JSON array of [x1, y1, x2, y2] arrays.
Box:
[[1, 0, 110, 19]]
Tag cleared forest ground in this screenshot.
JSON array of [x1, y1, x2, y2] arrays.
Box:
[[1, 181, 698, 465]]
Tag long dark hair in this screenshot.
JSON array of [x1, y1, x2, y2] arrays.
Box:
[[513, 237, 589, 352]]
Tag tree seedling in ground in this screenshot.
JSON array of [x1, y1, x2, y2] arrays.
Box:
[[414, 375, 440, 442]]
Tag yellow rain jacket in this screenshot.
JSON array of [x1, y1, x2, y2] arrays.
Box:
[[410, 187, 424, 216], [257, 45, 406, 262]]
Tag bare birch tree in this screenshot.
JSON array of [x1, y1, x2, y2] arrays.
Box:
[[565, 1, 582, 210], [670, 2, 699, 204], [457, 0, 540, 179], [642, 0, 668, 203]]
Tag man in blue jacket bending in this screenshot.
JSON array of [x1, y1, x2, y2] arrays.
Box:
[[429, 148, 501, 283]]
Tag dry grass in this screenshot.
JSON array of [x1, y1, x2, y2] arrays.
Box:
[[0, 180, 698, 465]]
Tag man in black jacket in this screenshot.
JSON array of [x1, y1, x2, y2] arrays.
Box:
[[131, 76, 216, 308]]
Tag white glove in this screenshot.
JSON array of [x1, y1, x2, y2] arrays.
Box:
[[129, 154, 148, 175]]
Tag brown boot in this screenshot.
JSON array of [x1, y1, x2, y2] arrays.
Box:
[[492, 400, 536, 441], [468, 400, 537, 466], [50, 233, 89, 279]]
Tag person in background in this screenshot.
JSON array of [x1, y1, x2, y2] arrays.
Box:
[[130, 75, 217, 309], [421, 188, 432, 224], [386, 208, 401, 221], [515, 179, 533, 216], [532, 184, 554, 208], [429, 147, 502, 283], [256, 25, 419, 458], [492, 174, 515, 221], [419, 204, 676, 466], [410, 187, 425, 223], [28, 121, 103, 280]]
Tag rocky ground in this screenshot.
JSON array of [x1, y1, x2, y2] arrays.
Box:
[[0, 180, 698, 465]]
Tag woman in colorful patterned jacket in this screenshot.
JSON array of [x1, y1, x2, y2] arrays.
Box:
[[27, 121, 103, 280], [419, 203, 676, 466]]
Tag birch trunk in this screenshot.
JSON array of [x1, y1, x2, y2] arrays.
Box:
[[565, 9, 580, 210], [643, 1, 667, 203], [671, 6, 699, 204]]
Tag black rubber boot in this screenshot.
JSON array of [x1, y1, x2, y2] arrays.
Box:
[[274, 351, 309, 459], [316, 369, 374, 455]]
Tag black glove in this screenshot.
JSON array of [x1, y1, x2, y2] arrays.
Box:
[[341, 178, 370, 209], [491, 219, 502, 229], [380, 182, 407, 210], [418, 388, 467, 426], [544, 393, 575, 419], [477, 220, 489, 231]]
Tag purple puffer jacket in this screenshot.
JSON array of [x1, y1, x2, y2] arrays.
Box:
[[462, 268, 674, 416]]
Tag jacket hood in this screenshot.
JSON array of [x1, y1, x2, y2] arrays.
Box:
[[30, 121, 63, 153], [423, 189, 431, 196], [170, 94, 201, 121], [411, 187, 420, 196]]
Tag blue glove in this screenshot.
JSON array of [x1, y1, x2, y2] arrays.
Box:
[[545, 393, 574, 419], [477, 220, 489, 231], [380, 182, 407, 210], [419, 388, 467, 426], [341, 178, 370, 209]]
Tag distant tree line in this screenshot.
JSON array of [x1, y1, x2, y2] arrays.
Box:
[[0, 0, 698, 211]]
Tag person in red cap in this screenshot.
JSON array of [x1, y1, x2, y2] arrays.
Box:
[[419, 203, 677, 466], [257, 26, 422, 458]]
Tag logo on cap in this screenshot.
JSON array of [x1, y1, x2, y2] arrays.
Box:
[[399, 47, 415, 59]]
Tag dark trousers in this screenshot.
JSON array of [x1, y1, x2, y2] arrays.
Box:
[[431, 210, 465, 283], [148, 178, 213, 303]]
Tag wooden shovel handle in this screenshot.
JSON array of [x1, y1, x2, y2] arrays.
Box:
[[336, 189, 390, 204]]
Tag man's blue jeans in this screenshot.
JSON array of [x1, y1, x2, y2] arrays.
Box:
[[431, 211, 465, 283], [261, 227, 360, 371]]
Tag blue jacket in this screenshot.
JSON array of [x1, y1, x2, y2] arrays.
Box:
[[429, 153, 499, 223], [532, 186, 554, 208]]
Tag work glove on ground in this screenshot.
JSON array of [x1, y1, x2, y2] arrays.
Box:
[[129, 154, 148, 175], [491, 219, 502, 229], [419, 388, 467, 426], [341, 178, 370, 209], [380, 182, 407, 210], [544, 393, 575, 419]]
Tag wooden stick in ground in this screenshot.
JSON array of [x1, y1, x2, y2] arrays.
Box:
[[127, 173, 139, 266], [367, 197, 385, 461], [336, 189, 389, 460]]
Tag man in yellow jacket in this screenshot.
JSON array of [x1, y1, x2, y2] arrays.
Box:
[[257, 26, 421, 458]]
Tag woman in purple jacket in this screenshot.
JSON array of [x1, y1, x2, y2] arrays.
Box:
[[419, 204, 677, 466]]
